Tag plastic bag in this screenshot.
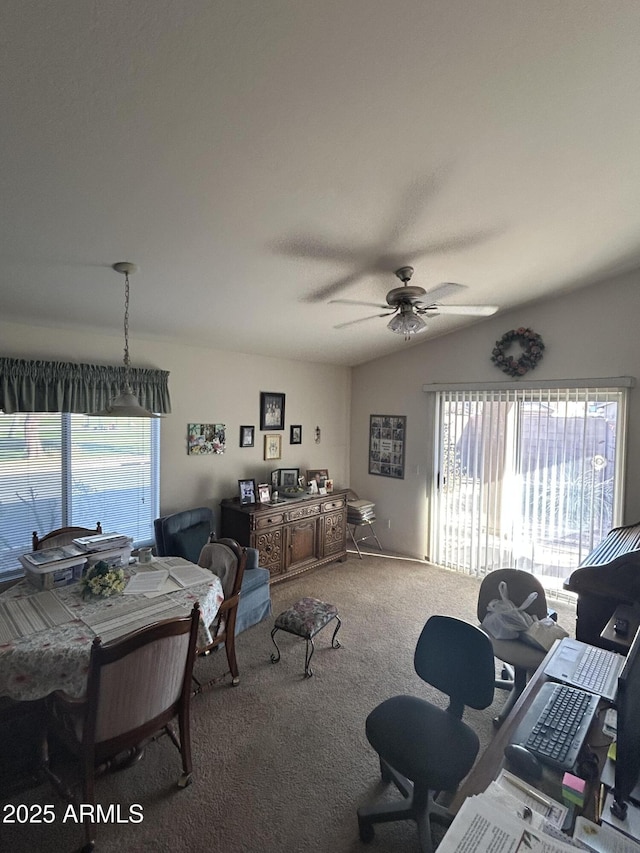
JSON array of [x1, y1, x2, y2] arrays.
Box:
[[520, 617, 569, 652], [481, 581, 538, 640]]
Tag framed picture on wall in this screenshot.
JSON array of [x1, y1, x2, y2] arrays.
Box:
[[369, 414, 406, 479], [264, 434, 282, 461], [239, 425, 255, 447], [260, 392, 285, 431], [290, 424, 302, 444]]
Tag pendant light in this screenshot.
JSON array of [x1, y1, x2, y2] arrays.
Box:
[[88, 262, 161, 418]]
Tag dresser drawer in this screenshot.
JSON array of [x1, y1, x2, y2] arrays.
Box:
[[321, 496, 346, 513], [255, 512, 284, 530], [285, 503, 321, 522]]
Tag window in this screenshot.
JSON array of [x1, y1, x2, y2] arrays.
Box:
[[431, 384, 628, 589], [0, 413, 159, 579]]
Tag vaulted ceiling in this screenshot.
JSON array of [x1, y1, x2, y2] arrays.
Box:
[[2, 1, 640, 366]]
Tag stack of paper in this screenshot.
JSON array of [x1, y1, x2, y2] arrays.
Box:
[[19, 543, 87, 572], [73, 532, 133, 552]]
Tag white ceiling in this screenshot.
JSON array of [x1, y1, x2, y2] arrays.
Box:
[[2, 1, 640, 366]]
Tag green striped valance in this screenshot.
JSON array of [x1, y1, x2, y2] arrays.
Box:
[[0, 358, 171, 414]]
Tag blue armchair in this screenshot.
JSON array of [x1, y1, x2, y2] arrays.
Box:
[[154, 507, 271, 635]]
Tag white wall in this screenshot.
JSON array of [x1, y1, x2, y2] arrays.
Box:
[[0, 321, 351, 533], [350, 269, 640, 559]]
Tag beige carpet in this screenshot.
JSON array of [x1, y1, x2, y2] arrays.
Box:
[[1, 551, 576, 853]]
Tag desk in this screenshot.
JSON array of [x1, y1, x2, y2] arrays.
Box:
[[0, 571, 223, 702], [600, 603, 640, 653], [450, 641, 610, 820]]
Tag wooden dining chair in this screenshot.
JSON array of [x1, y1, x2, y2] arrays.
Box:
[[193, 537, 247, 690], [41, 603, 200, 852], [32, 522, 102, 551]]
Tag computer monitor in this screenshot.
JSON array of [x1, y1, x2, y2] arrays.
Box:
[[611, 626, 640, 820]]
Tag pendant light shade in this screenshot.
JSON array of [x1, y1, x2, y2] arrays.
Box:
[[88, 262, 162, 418]]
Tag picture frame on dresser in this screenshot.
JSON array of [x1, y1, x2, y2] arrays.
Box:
[[238, 478, 257, 505]]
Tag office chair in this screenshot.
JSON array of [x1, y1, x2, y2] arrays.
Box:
[[41, 604, 200, 852], [357, 615, 495, 853], [32, 522, 102, 551], [193, 537, 247, 689], [477, 568, 550, 727]]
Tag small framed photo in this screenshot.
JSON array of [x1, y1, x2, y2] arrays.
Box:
[[239, 425, 255, 448], [307, 469, 329, 488], [238, 478, 257, 505], [325, 478, 334, 494], [290, 424, 302, 444], [260, 392, 285, 431], [264, 434, 282, 461], [257, 483, 271, 503], [279, 468, 299, 489]]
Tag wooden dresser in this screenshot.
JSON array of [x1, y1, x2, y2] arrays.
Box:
[[220, 490, 348, 582]]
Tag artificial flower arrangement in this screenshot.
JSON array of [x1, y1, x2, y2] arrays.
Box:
[[81, 560, 126, 598]]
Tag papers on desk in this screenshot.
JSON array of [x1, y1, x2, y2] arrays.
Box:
[[575, 816, 640, 853], [438, 792, 582, 853], [124, 558, 213, 597], [0, 591, 74, 642]]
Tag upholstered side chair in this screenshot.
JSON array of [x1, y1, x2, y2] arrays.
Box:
[[42, 603, 200, 852], [194, 537, 247, 690]]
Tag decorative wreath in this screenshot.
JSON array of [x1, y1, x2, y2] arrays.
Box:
[[491, 327, 545, 377]]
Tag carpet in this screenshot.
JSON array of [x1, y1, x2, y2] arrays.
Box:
[[1, 551, 576, 853]]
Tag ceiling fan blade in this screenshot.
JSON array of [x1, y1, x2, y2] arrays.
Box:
[[420, 281, 467, 302], [329, 298, 389, 309], [419, 304, 499, 316], [333, 312, 395, 330]]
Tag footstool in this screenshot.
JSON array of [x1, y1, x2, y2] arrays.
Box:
[[270, 597, 341, 678]]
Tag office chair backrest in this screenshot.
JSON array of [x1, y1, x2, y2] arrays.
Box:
[[477, 568, 548, 623], [414, 615, 495, 714]]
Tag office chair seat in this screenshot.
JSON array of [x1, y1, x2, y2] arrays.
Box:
[[366, 695, 480, 792]]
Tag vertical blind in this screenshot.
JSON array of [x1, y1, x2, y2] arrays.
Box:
[[0, 413, 159, 578], [431, 384, 628, 586]]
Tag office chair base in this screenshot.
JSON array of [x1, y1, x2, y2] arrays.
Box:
[[357, 761, 453, 853], [493, 665, 527, 727]]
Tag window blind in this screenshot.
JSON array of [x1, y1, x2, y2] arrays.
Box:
[[0, 413, 159, 579]]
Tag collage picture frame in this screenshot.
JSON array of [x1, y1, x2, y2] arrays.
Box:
[[369, 414, 406, 479]]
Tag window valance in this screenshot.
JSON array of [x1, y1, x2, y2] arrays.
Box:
[[0, 358, 171, 415]]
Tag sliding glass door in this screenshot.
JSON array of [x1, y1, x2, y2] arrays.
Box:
[[431, 386, 627, 588]]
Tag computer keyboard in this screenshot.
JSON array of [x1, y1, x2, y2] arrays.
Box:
[[522, 683, 600, 771], [572, 645, 615, 694]]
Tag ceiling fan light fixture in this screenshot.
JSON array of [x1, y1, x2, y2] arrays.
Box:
[[387, 306, 427, 341], [88, 262, 162, 418]]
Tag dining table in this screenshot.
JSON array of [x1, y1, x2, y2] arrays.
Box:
[[0, 560, 224, 702]]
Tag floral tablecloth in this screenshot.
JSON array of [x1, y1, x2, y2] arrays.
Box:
[[0, 573, 223, 701]]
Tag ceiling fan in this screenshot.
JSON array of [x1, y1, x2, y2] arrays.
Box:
[[330, 266, 499, 340]]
